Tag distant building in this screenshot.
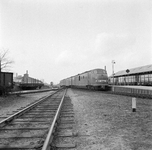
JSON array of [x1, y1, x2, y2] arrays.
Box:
[[13, 71, 44, 90], [13, 74, 23, 83], [50, 82, 53, 86]]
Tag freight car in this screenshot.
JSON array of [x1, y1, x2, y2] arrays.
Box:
[[60, 68, 108, 90], [14, 71, 44, 90], [0, 72, 13, 95], [109, 64, 152, 86]]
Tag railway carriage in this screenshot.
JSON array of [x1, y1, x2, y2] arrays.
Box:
[[60, 68, 108, 90], [14, 71, 44, 90], [0, 72, 13, 95]]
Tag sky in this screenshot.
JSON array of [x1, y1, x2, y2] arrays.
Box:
[[0, 0, 152, 84]]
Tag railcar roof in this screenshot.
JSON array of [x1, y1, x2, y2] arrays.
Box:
[[113, 64, 152, 77], [61, 68, 106, 80], [1, 72, 13, 74], [77, 68, 105, 75]]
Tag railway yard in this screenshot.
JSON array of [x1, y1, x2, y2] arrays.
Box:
[[0, 88, 151, 149], [1, 1, 151, 149]]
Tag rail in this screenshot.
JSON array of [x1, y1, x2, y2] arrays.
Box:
[[42, 89, 67, 150], [0, 90, 60, 127]]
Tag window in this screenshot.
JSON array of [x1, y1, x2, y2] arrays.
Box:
[[149, 75, 152, 81], [145, 77, 148, 82], [103, 70, 105, 73], [97, 70, 102, 74], [79, 76, 80, 81], [94, 70, 97, 74], [132, 76, 135, 82], [97, 70, 107, 74], [140, 75, 145, 82], [126, 76, 129, 82]]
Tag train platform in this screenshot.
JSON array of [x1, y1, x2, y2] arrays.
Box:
[[110, 85, 152, 98], [9, 88, 54, 95]]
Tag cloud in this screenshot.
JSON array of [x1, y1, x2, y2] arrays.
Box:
[[55, 50, 72, 64], [55, 50, 87, 66], [94, 33, 136, 58], [55, 33, 137, 73]]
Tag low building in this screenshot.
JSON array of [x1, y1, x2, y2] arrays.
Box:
[[109, 64, 152, 86]]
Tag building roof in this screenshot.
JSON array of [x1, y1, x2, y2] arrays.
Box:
[[113, 64, 152, 77]]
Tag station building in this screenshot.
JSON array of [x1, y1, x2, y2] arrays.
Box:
[[109, 64, 152, 86]]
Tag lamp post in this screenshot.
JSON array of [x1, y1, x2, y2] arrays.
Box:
[[112, 60, 115, 84], [0, 59, 1, 87]]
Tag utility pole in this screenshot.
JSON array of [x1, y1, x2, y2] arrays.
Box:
[[0, 59, 1, 87], [112, 60, 115, 84]]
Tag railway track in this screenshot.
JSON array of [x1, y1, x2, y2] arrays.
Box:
[[0, 89, 76, 150]]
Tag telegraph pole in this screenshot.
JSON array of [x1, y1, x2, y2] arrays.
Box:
[[112, 60, 115, 84], [0, 58, 2, 88]]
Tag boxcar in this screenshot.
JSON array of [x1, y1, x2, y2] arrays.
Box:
[[0, 72, 13, 95]]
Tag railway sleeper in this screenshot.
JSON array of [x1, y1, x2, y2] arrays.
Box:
[[60, 114, 74, 117], [50, 99, 77, 149], [52, 143, 76, 149]]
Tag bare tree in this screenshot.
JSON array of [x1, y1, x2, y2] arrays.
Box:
[[0, 49, 14, 86], [0, 49, 14, 72]]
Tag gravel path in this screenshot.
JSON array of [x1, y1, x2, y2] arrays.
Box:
[[0, 91, 53, 119], [67, 88, 152, 150]]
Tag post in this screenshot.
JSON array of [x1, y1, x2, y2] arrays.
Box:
[[126, 69, 130, 86], [104, 66, 106, 71], [0, 60, 1, 87], [112, 60, 115, 84], [112, 63, 114, 84], [132, 97, 136, 112]]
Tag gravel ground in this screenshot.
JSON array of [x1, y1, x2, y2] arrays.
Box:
[[0, 91, 53, 119], [67, 88, 152, 150]]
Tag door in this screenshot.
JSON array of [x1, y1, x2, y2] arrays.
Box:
[[87, 72, 91, 86]]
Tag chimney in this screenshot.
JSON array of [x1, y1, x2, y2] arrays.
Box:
[[104, 66, 106, 71]]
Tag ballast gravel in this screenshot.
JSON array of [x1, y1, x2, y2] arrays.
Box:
[[0, 91, 53, 120], [67, 88, 152, 150]]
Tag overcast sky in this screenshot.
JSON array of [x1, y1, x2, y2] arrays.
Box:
[[0, 0, 152, 84]]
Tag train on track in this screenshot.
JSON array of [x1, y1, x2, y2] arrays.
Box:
[[60, 64, 152, 90], [60, 68, 109, 90]]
